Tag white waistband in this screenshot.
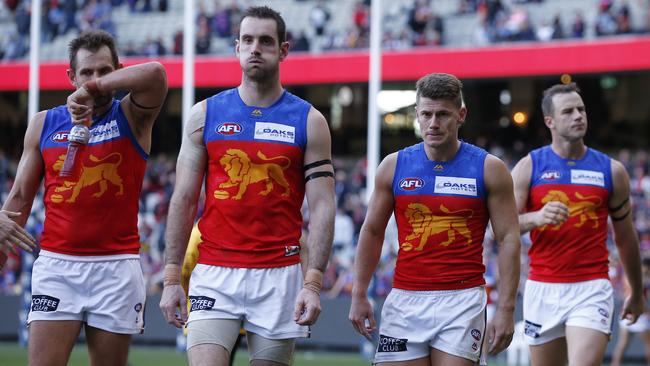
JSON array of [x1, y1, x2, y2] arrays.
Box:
[[39, 250, 140, 262]]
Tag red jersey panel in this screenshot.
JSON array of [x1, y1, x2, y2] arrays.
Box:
[[527, 146, 612, 282], [40, 101, 147, 256], [392, 142, 489, 291], [198, 89, 310, 268]]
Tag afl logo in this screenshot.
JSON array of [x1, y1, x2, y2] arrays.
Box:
[[217, 122, 242, 135], [399, 178, 424, 191], [51, 131, 69, 143], [540, 170, 561, 181]]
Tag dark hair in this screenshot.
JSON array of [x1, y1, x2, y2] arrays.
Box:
[[239, 6, 287, 45], [68, 30, 119, 72], [541, 82, 581, 117], [415, 73, 463, 108]]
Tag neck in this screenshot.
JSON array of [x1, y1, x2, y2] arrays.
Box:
[[238, 76, 283, 107], [551, 138, 586, 160], [423, 139, 461, 162], [92, 99, 113, 119]]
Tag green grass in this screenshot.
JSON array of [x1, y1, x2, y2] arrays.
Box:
[[0, 342, 370, 366]]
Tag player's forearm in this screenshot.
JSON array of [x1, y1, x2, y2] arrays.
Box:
[[518, 211, 539, 234], [306, 200, 334, 272], [351, 228, 384, 298], [94, 62, 167, 104], [164, 196, 198, 266], [617, 239, 644, 300], [496, 235, 521, 310]]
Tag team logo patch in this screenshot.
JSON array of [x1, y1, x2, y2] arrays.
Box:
[[400, 203, 474, 251], [399, 178, 424, 191], [134, 303, 143, 312], [189, 296, 216, 312], [251, 109, 262, 117], [524, 320, 541, 338], [217, 122, 242, 135], [377, 335, 408, 352], [472, 342, 478, 351], [471, 329, 482, 341], [285, 245, 300, 257], [571, 169, 604, 187], [31, 295, 60, 312], [51, 131, 69, 143], [540, 170, 561, 181], [254, 122, 295, 143], [434, 176, 477, 196], [598, 308, 609, 318], [433, 164, 444, 171]]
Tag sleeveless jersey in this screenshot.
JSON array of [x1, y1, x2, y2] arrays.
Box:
[[40, 100, 147, 256], [528, 146, 612, 283], [198, 89, 310, 268], [393, 142, 489, 291]]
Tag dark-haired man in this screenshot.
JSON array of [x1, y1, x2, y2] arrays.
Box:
[[159, 6, 334, 366], [2, 29, 167, 365], [511, 82, 643, 366], [349, 73, 520, 366]]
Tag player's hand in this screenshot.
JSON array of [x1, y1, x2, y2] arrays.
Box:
[[67, 87, 94, 124], [487, 307, 515, 355], [621, 294, 644, 325], [536, 201, 569, 227], [349, 294, 376, 341], [0, 210, 36, 255], [294, 287, 321, 326], [159, 283, 187, 329]]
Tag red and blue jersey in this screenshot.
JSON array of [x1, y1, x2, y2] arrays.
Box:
[[528, 146, 612, 283], [198, 89, 310, 268], [39, 100, 147, 256], [393, 142, 489, 291]]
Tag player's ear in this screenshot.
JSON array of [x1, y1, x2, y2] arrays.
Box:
[[279, 41, 289, 61], [543, 115, 554, 129], [67, 68, 77, 88]]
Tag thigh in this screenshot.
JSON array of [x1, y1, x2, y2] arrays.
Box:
[[85, 324, 132, 366], [529, 337, 567, 366], [523, 280, 566, 346], [28, 256, 86, 325], [243, 265, 308, 339], [247, 332, 295, 366], [28, 320, 82, 366], [430, 348, 475, 366], [375, 358, 429, 366], [85, 259, 146, 334], [188, 344, 231, 366], [565, 326, 608, 366], [187, 318, 241, 354]]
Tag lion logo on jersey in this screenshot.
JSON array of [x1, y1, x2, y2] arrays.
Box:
[[539, 190, 602, 230], [401, 203, 474, 252], [214, 149, 291, 200], [51, 153, 124, 203]]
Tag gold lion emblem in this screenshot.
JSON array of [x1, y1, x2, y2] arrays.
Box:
[[401, 203, 474, 251], [215, 149, 291, 200], [51, 153, 124, 203], [540, 190, 602, 230]]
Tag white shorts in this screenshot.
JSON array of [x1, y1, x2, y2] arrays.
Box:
[[523, 279, 613, 345], [619, 313, 650, 333], [186, 263, 308, 339], [374, 286, 487, 364], [28, 251, 146, 334]]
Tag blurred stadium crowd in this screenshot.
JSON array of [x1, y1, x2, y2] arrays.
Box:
[[1, 0, 650, 61], [1, 145, 649, 307]]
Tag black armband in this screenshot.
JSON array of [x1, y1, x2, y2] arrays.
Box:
[[130, 93, 161, 110], [611, 209, 631, 222], [304, 159, 332, 171], [609, 198, 629, 212], [305, 171, 334, 183]]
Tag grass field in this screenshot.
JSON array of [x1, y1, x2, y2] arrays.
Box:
[[1, 342, 643, 365], [0, 342, 371, 366]]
